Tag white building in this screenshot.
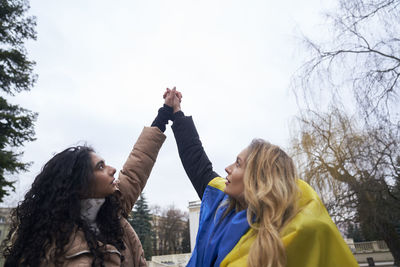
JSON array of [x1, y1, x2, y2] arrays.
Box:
[[187, 200, 201, 252]]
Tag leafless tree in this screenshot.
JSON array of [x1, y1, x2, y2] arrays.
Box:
[[290, 0, 400, 263], [290, 107, 400, 263], [151, 205, 189, 255], [294, 0, 400, 123]]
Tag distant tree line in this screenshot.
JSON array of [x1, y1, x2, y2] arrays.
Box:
[[128, 193, 191, 261]]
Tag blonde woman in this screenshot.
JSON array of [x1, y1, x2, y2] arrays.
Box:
[[165, 88, 357, 267]]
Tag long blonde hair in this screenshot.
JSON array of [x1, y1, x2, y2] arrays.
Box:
[[244, 139, 299, 267]]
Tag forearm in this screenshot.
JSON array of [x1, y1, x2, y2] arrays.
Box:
[[118, 127, 166, 215], [151, 104, 173, 132], [172, 114, 219, 199]]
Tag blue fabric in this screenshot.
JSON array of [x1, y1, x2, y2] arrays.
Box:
[[187, 183, 250, 267]]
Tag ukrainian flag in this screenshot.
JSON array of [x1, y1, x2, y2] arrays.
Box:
[[188, 177, 358, 267]]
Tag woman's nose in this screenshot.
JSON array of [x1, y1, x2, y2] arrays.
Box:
[[225, 165, 231, 174]]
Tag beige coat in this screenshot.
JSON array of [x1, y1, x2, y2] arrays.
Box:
[[42, 127, 166, 267]]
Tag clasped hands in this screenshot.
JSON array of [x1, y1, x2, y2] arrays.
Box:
[[163, 87, 182, 114]]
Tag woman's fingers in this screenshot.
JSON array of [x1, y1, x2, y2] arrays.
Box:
[[176, 91, 182, 101], [163, 87, 181, 104], [163, 88, 171, 99]]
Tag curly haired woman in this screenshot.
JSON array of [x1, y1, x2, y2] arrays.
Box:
[[2, 91, 175, 267], [166, 88, 358, 267]]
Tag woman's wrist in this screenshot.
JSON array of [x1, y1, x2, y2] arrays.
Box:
[[151, 105, 174, 132], [172, 110, 184, 121], [163, 104, 174, 113]]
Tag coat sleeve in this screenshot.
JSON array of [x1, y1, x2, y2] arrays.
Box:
[[171, 115, 220, 199], [118, 126, 166, 215]]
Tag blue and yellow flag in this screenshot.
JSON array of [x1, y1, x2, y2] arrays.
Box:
[[188, 177, 358, 267]]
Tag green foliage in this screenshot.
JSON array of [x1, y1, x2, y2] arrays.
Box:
[[0, 0, 37, 201], [346, 223, 364, 243], [0, 0, 37, 94], [129, 193, 154, 260], [346, 222, 382, 243]]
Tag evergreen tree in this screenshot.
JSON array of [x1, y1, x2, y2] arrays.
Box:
[[129, 192, 153, 260], [0, 0, 37, 201], [346, 223, 364, 243]]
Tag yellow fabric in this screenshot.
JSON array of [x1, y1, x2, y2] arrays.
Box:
[[208, 177, 226, 192], [220, 180, 358, 267]]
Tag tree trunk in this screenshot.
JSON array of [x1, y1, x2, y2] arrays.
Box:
[[379, 222, 400, 266]]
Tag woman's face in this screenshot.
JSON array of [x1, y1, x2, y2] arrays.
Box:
[[89, 152, 118, 198], [224, 148, 248, 204]]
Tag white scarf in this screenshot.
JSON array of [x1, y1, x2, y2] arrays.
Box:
[[80, 198, 105, 233]]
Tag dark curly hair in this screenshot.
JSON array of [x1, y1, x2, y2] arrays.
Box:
[[2, 146, 126, 267]]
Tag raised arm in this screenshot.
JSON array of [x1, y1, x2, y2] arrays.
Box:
[[118, 127, 165, 216], [169, 90, 219, 199], [117, 91, 174, 215]]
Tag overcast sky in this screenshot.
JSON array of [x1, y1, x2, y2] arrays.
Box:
[[4, 0, 334, 211]]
